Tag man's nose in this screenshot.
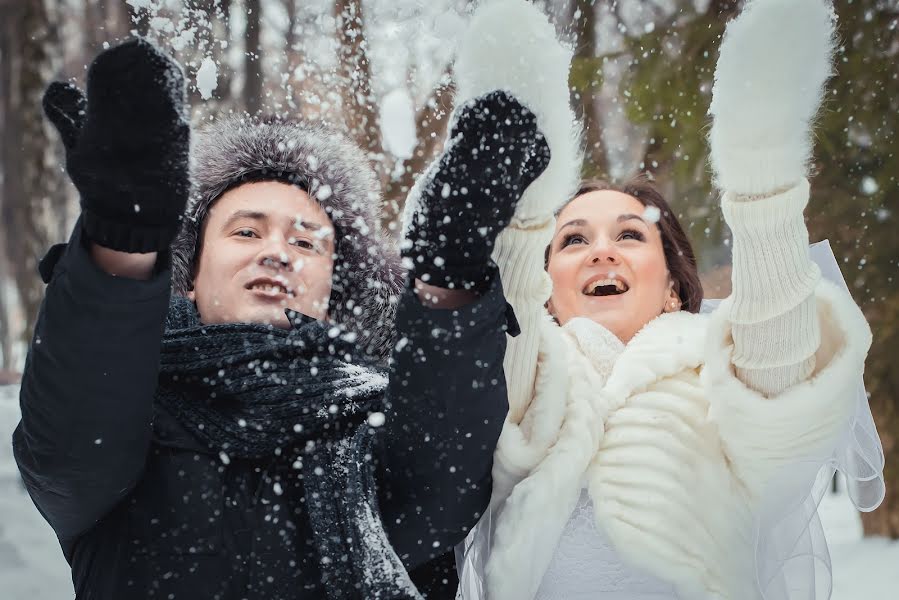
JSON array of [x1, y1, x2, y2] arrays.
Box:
[[258, 236, 293, 270]]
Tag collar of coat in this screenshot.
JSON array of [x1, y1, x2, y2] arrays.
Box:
[[485, 309, 710, 600], [573, 310, 708, 408]]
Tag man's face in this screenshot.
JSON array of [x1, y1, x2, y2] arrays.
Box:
[[189, 181, 335, 329]]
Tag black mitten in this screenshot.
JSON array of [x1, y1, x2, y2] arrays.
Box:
[[43, 39, 190, 253], [405, 90, 551, 292]]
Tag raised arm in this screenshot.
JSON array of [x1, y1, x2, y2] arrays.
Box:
[[13, 40, 190, 542], [709, 0, 836, 396], [448, 0, 583, 422], [378, 69, 552, 567]]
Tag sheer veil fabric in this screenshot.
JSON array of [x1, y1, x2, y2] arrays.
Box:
[[456, 240, 885, 600]]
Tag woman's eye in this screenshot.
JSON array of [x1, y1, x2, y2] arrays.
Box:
[[619, 229, 645, 242], [235, 229, 258, 238], [561, 233, 587, 248]]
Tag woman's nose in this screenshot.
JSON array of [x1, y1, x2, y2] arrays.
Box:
[[588, 239, 620, 265]]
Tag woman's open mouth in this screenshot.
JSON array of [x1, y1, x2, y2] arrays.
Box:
[[582, 278, 629, 297]]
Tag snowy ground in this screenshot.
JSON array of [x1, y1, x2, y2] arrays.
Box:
[[1, 384, 897, 599]]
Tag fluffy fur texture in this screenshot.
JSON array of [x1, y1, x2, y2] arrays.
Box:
[[404, 0, 583, 233], [478, 280, 870, 600], [170, 116, 404, 358], [709, 0, 837, 195]]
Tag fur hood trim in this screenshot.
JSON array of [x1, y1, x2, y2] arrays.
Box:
[[171, 115, 404, 358]]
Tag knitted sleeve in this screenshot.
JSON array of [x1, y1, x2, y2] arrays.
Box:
[[491, 222, 555, 423], [720, 178, 821, 396]]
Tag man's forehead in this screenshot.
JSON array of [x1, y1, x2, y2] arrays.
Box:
[[218, 207, 328, 230], [208, 181, 332, 228]]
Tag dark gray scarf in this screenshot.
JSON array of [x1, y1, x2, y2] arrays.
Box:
[[155, 296, 388, 459]]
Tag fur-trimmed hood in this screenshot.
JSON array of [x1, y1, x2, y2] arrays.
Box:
[[170, 115, 405, 358]]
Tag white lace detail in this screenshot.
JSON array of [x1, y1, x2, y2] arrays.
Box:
[[534, 489, 678, 600]]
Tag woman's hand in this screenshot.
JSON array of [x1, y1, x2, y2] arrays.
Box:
[[709, 0, 837, 196]]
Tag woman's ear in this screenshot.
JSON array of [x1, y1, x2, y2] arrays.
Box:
[[545, 298, 561, 324], [663, 283, 681, 313], [187, 289, 196, 301]]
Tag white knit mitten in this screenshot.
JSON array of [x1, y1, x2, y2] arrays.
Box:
[[709, 0, 837, 195], [452, 0, 583, 227]]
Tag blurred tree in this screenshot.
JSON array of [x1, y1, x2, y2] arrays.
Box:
[[570, 0, 609, 176], [244, 0, 263, 114], [0, 0, 66, 354], [332, 0, 453, 229], [334, 0, 388, 173]]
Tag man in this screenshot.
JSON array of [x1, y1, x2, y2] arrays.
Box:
[[13, 40, 549, 599]]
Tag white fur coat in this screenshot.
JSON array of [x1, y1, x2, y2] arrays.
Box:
[[475, 275, 870, 600]]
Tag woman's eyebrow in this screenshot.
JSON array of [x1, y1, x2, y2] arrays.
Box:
[[558, 218, 587, 231], [617, 213, 647, 224]]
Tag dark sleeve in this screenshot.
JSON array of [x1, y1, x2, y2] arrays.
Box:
[[376, 267, 514, 571], [12, 222, 172, 543]]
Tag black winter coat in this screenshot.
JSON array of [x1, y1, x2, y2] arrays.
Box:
[[12, 226, 512, 600]]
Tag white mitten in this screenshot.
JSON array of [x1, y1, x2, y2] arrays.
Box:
[[451, 0, 583, 227], [709, 0, 837, 195]]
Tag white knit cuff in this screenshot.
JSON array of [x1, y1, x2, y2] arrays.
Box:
[[735, 358, 816, 398], [731, 296, 820, 371], [722, 178, 821, 324], [711, 142, 808, 197], [493, 220, 555, 305]]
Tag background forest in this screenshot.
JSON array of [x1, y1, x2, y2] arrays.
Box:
[[0, 0, 896, 542]]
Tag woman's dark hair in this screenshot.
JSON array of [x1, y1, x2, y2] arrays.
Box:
[[545, 176, 703, 313]]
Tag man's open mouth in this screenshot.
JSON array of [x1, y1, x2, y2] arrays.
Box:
[[246, 278, 295, 298]]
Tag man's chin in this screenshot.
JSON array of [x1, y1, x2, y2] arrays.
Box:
[[238, 306, 292, 329]]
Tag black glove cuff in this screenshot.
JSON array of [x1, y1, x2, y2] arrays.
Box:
[[82, 208, 181, 253], [407, 255, 497, 295]]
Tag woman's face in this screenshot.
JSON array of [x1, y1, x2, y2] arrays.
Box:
[[547, 190, 680, 342]]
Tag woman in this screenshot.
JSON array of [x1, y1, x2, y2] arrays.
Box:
[[447, 0, 885, 598]]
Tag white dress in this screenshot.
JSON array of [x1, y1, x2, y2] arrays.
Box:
[[534, 488, 678, 600]]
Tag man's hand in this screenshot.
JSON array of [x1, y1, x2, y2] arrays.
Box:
[[44, 39, 190, 271], [404, 90, 551, 294]]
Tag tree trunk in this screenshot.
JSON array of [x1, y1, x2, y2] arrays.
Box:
[[244, 0, 263, 115], [860, 309, 899, 538], [573, 0, 608, 177], [284, 0, 298, 54], [0, 0, 65, 344], [333, 0, 386, 175], [381, 76, 454, 232]]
